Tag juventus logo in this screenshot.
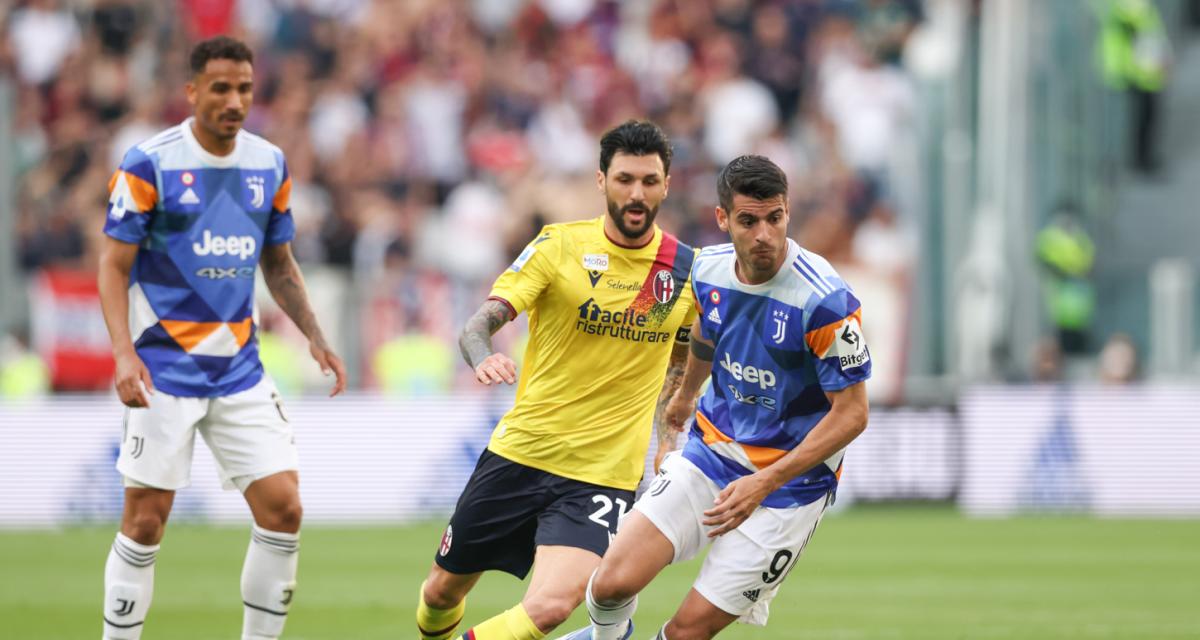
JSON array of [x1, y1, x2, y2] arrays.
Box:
[[246, 176, 266, 209], [771, 310, 789, 344], [281, 589, 294, 606], [129, 436, 145, 459], [113, 598, 136, 616]]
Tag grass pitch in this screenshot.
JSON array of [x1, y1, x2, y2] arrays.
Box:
[[4, 506, 1198, 639]]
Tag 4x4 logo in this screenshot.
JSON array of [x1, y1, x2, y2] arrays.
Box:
[[195, 266, 255, 280]]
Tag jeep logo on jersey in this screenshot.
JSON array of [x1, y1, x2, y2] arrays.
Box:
[[652, 270, 675, 304], [193, 230, 257, 260], [719, 352, 776, 390]]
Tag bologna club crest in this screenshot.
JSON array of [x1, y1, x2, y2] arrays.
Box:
[[652, 271, 675, 304]]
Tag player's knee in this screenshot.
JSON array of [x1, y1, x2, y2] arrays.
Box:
[[422, 574, 465, 610], [261, 499, 303, 533], [591, 565, 639, 605], [664, 617, 718, 640], [123, 511, 166, 545], [523, 592, 581, 632]]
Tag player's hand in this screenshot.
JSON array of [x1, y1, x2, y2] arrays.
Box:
[[309, 340, 347, 397], [702, 472, 774, 537], [113, 348, 154, 408], [663, 389, 696, 434], [474, 353, 517, 386]]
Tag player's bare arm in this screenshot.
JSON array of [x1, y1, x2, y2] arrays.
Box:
[[98, 236, 154, 408], [260, 242, 346, 396], [652, 340, 690, 472], [703, 381, 869, 537], [662, 317, 714, 433], [459, 298, 517, 386]]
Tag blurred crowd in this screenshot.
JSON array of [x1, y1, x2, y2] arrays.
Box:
[[3, 0, 926, 393]]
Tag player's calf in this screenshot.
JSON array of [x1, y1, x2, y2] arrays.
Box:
[[240, 524, 299, 640], [523, 590, 581, 632], [103, 532, 159, 640], [584, 569, 638, 640]]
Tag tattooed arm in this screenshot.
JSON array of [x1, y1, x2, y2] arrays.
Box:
[[658, 317, 715, 471], [652, 339, 691, 472], [459, 298, 517, 385], [260, 242, 346, 396]]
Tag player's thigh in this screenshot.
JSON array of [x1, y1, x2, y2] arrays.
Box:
[[630, 452, 721, 565], [200, 376, 297, 491], [534, 476, 635, 560], [590, 509, 674, 603], [117, 392, 207, 490], [436, 450, 552, 579], [693, 494, 830, 626]]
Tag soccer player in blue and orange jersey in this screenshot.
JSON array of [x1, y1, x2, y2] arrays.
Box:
[[561, 155, 871, 640], [415, 121, 699, 640], [96, 36, 345, 640]]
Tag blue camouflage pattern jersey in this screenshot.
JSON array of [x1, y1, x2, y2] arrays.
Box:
[[103, 118, 295, 397], [683, 239, 871, 508]]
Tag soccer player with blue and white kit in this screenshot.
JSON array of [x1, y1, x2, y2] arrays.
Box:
[[559, 155, 871, 640], [97, 36, 345, 640]]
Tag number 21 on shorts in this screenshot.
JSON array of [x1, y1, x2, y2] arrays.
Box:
[[588, 494, 629, 530]]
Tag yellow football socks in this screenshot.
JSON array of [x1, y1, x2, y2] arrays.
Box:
[[457, 603, 545, 640], [417, 582, 466, 640]]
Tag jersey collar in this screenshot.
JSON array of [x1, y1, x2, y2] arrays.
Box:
[[727, 238, 800, 292], [181, 117, 243, 168]]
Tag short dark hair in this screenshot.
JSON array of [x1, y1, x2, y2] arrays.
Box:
[[717, 155, 788, 213], [599, 120, 672, 176], [190, 35, 254, 74]]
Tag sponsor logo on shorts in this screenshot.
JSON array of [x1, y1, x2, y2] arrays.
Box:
[[742, 588, 760, 603]]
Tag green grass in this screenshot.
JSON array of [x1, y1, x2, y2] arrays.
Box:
[[5, 507, 1199, 639]]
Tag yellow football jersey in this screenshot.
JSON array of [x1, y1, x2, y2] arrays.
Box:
[[487, 216, 698, 490]]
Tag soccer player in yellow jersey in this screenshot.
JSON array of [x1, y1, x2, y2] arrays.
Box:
[[415, 121, 699, 640]]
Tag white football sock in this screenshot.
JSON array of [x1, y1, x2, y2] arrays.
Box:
[[240, 525, 299, 640], [585, 570, 637, 640], [103, 532, 159, 640]]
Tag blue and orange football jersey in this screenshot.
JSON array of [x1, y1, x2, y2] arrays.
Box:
[[103, 118, 294, 397], [684, 239, 871, 507], [487, 217, 699, 491]]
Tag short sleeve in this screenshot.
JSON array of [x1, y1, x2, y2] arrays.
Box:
[[488, 226, 561, 316], [103, 147, 158, 244], [265, 155, 295, 246], [803, 289, 872, 391]]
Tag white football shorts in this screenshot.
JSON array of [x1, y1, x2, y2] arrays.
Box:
[[117, 375, 298, 492], [632, 452, 830, 625]]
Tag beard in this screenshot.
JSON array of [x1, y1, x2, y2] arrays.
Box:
[[606, 197, 660, 240]]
